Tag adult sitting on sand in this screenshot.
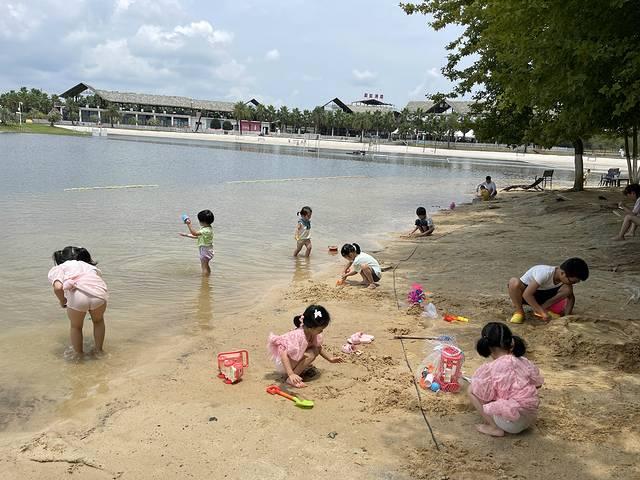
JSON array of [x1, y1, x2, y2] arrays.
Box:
[[508, 258, 589, 323], [612, 184, 640, 241], [477, 176, 497, 200]]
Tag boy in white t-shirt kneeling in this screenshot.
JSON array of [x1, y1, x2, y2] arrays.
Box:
[[507, 258, 589, 324]]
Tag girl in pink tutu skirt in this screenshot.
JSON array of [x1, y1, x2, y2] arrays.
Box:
[[469, 322, 544, 437], [268, 304, 343, 388]]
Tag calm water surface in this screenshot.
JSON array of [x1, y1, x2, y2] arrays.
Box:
[[0, 133, 571, 430]]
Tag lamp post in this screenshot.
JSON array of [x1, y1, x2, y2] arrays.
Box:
[[18, 102, 23, 126]]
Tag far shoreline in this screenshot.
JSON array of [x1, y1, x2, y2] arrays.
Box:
[[57, 124, 630, 174]]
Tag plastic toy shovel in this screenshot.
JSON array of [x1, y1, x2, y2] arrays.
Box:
[[266, 385, 314, 409]]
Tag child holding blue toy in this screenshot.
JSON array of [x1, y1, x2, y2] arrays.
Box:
[[293, 206, 312, 257], [469, 322, 543, 437], [268, 304, 343, 388], [180, 209, 214, 276]]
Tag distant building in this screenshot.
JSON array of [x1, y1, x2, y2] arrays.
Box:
[[59, 82, 259, 131], [322, 95, 398, 115], [405, 99, 473, 116]]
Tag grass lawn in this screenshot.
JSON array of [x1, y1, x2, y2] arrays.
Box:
[[0, 123, 89, 136]]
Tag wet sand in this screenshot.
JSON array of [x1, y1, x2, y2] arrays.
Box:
[[2, 189, 639, 479]]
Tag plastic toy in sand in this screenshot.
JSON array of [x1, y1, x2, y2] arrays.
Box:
[[433, 345, 464, 392], [328, 245, 338, 253], [336, 279, 345, 286], [407, 283, 430, 305], [548, 298, 567, 315], [266, 384, 314, 409], [217, 350, 249, 384], [449, 202, 456, 210], [416, 337, 464, 393], [443, 313, 469, 323], [181, 214, 190, 223]]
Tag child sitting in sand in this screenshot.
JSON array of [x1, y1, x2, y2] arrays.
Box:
[[508, 257, 589, 323], [612, 184, 640, 241], [404, 207, 436, 237], [179, 209, 215, 276], [268, 304, 343, 388], [469, 322, 543, 437], [340, 243, 382, 289], [48, 246, 109, 358], [293, 206, 312, 256]]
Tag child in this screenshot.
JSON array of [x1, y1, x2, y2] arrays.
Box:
[[48, 246, 109, 357], [180, 209, 214, 276], [612, 183, 640, 241], [406, 207, 435, 237], [293, 206, 312, 257], [267, 304, 343, 388], [469, 322, 543, 437], [340, 243, 382, 289], [507, 257, 589, 323]]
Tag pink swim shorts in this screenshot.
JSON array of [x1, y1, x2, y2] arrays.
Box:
[[199, 246, 214, 262]]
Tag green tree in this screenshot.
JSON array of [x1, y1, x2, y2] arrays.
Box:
[[311, 106, 325, 134], [65, 98, 80, 125], [233, 101, 248, 134], [402, 0, 640, 190], [277, 106, 290, 133], [210, 118, 222, 129], [222, 120, 233, 131], [48, 110, 61, 126], [290, 108, 303, 134], [104, 104, 122, 128]]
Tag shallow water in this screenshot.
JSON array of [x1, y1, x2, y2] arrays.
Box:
[[0, 133, 571, 430]]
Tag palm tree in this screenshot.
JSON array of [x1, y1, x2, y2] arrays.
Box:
[[277, 106, 290, 133], [233, 101, 247, 134], [311, 107, 325, 134], [104, 103, 121, 128], [291, 108, 303, 134]]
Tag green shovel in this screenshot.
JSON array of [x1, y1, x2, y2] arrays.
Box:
[[266, 384, 314, 409]]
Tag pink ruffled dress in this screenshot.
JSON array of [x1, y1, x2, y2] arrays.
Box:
[[471, 355, 544, 422], [267, 328, 323, 373]]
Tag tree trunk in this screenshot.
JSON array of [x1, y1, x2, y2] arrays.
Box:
[[633, 125, 638, 183], [572, 138, 584, 191], [624, 131, 633, 183]]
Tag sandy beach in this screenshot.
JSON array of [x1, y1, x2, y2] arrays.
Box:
[[2, 187, 639, 479], [58, 125, 631, 174]]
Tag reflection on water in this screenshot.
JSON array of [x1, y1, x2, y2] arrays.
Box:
[[0, 133, 574, 431]]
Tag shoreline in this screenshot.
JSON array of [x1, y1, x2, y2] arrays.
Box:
[[3, 189, 639, 479], [58, 125, 631, 174]]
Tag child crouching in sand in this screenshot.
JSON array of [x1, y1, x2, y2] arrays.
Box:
[[469, 322, 543, 437], [340, 243, 382, 289], [268, 305, 343, 388]]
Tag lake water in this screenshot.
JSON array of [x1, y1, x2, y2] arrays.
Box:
[[0, 132, 571, 430]]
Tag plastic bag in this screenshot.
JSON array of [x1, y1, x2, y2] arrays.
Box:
[[415, 336, 460, 391], [422, 302, 438, 319]]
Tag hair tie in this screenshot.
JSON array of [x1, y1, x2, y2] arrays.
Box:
[[314, 309, 322, 319]]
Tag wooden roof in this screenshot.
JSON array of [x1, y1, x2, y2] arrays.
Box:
[[59, 82, 236, 113]]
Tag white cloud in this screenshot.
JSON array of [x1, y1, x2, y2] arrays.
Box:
[[115, 0, 134, 13], [408, 67, 443, 98], [174, 20, 232, 45], [81, 39, 172, 83], [214, 60, 247, 81], [352, 68, 377, 85], [265, 49, 280, 61], [0, 2, 44, 39]]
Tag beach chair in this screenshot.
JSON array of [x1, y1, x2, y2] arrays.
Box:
[[503, 176, 545, 191], [599, 168, 620, 187], [536, 170, 554, 189]]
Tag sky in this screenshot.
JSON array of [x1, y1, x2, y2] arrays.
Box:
[[0, 0, 461, 109]]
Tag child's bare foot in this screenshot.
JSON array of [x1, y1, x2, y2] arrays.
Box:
[[611, 235, 625, 241], [367, 283, 378, 290], [475, 423, 505, 437]]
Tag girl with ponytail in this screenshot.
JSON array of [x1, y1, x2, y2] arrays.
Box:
[[267, 304, 343, 388], [469, 322, 544, 437]]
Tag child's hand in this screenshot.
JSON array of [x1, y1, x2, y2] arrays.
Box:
[[328, 356, 344, 363], [185, 218, 191, 225], [60, 300, 67, 308], [287, 374, 306, 388]]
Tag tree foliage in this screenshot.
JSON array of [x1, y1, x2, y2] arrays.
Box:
[[401, 0, 640, 188]]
